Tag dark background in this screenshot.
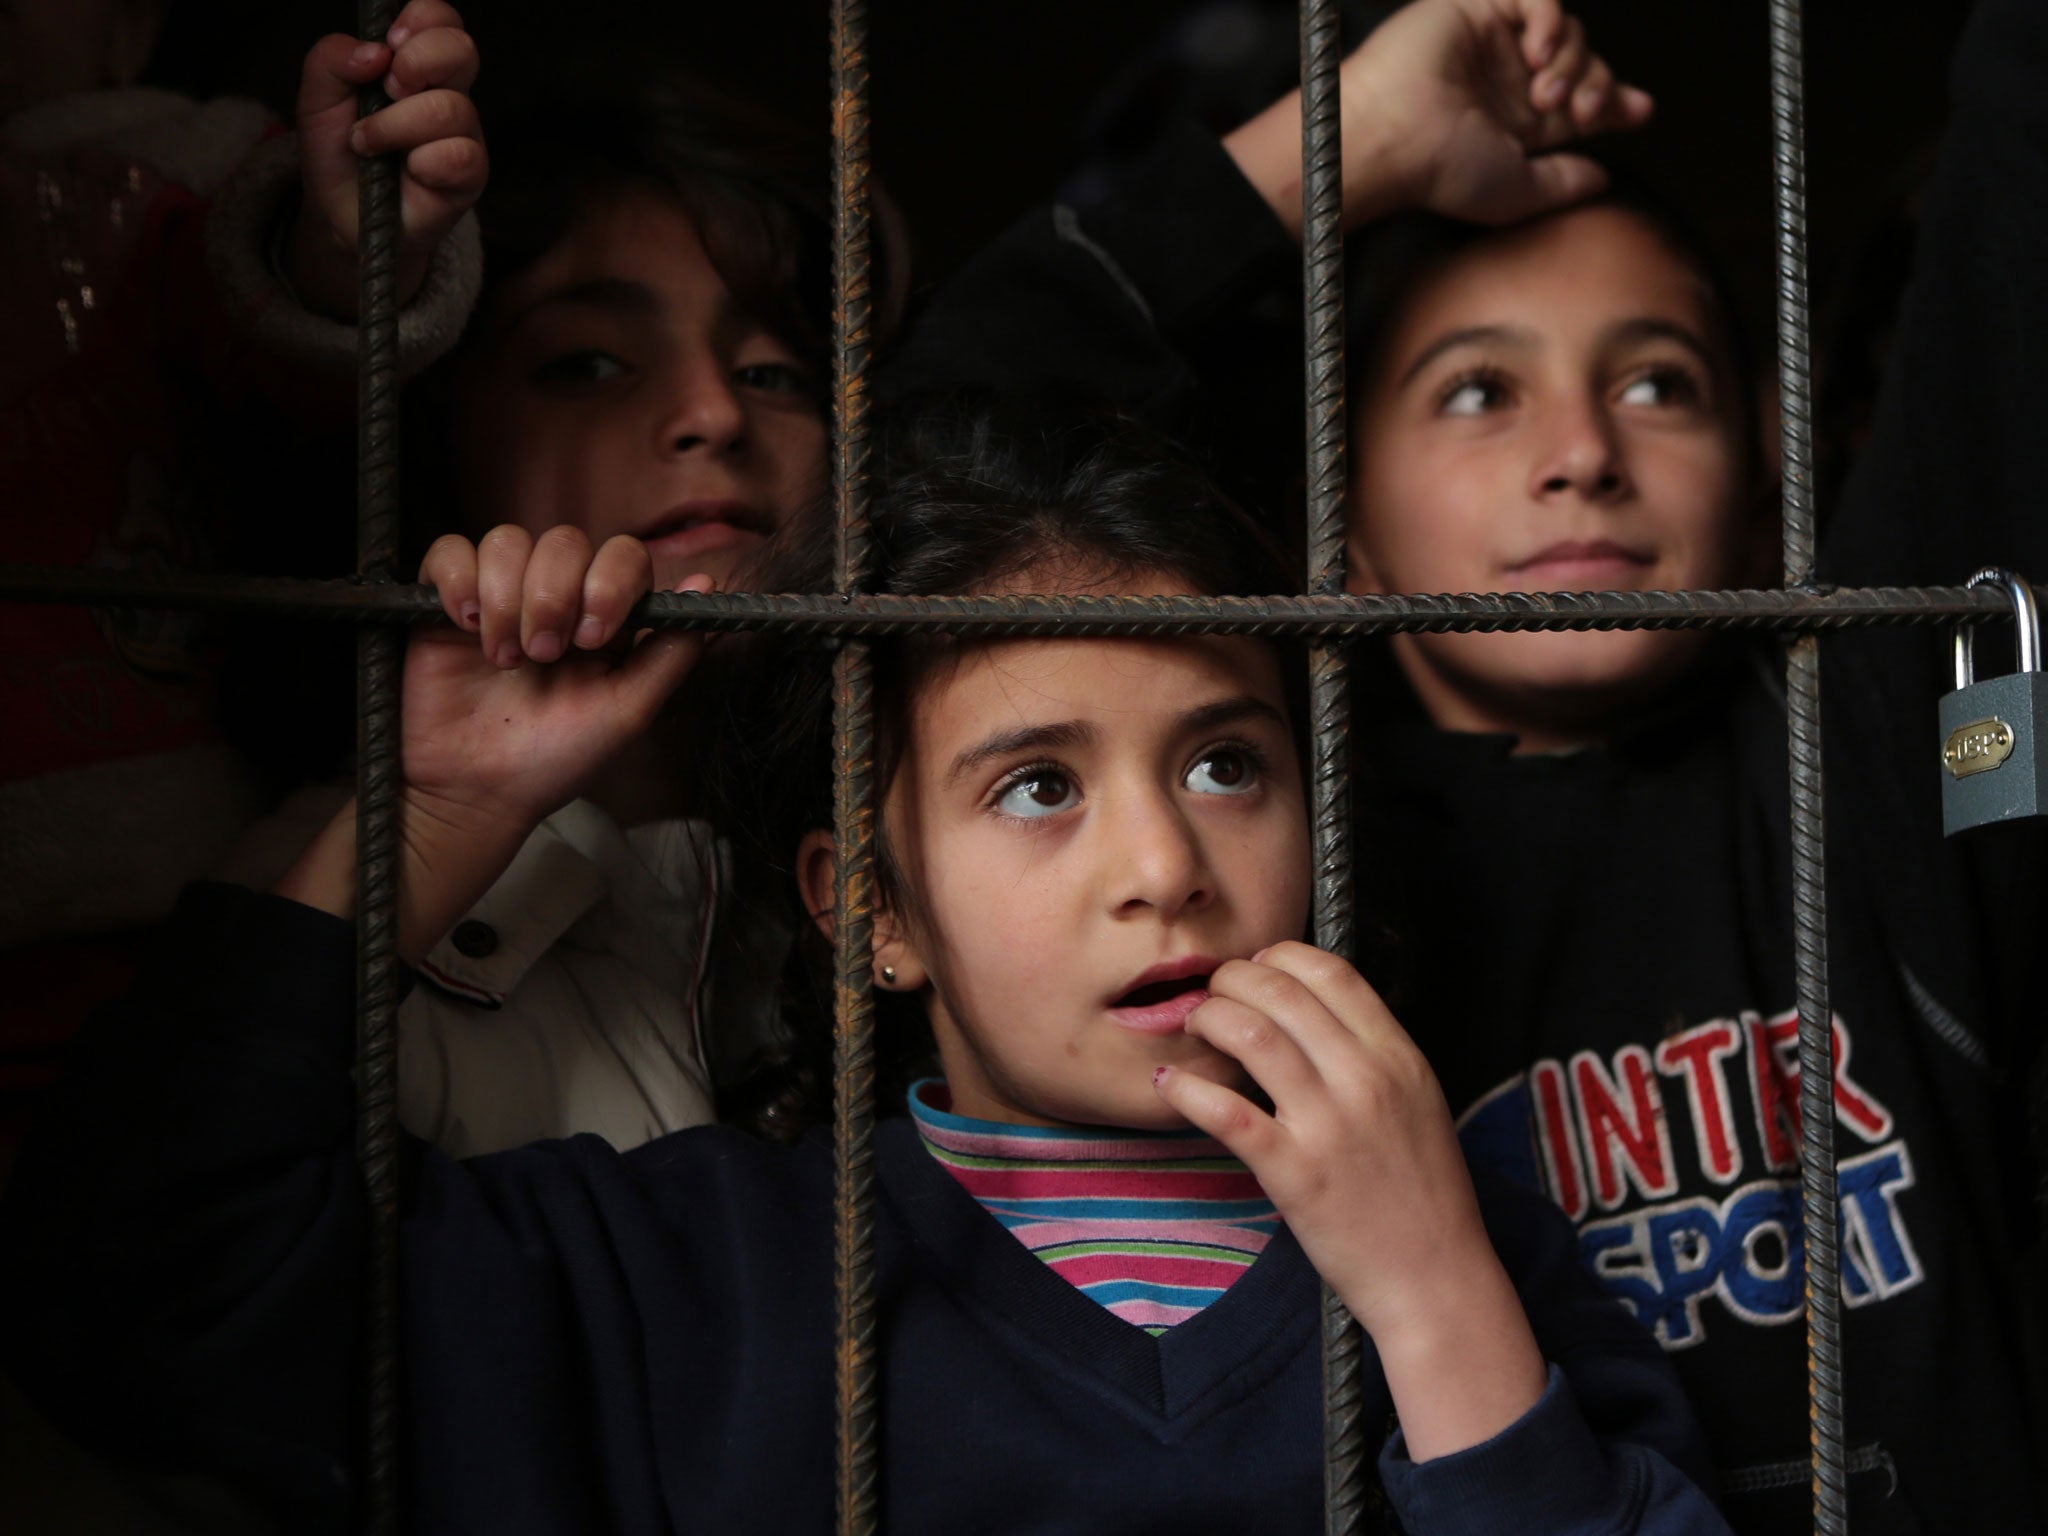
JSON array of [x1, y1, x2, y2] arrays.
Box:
[[150, 0, 1970, 345]]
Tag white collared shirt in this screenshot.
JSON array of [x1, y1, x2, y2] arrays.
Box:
[[402, 800, 732, 1158]]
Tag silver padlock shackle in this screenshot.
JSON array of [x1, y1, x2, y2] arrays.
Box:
[[1955, 567, 2043, 691]]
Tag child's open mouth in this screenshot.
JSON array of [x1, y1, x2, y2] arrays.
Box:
[[1109, 970, 1214, 1034]]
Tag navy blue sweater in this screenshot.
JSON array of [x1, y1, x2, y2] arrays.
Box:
[[3, 884, 1727, 1535]]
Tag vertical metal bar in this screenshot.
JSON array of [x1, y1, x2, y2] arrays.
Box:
[[352, 2, 405, 1534], [1768, 1, 1846, 1530], [1299, 1, 1365, 1530], [830, 1, 880, 1531]]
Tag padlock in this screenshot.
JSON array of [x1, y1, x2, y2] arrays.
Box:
[[1939, 568, 2048, 835]]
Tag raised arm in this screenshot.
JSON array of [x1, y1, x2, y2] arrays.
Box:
[[884, 0, 1650, 499], [287, 0, 487, 322], [1222, 0, 1649, 239]]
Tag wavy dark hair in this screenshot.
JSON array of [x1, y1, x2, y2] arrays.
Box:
[[707, 393, 1302, 1140]]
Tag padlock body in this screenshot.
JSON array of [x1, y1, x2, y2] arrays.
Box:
[[1938, 670, 2048, 834]]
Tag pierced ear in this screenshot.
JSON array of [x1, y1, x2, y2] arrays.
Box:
[[795, 829, 929, 992]]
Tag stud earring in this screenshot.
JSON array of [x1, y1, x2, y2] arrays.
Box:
[[880, 965, 897, 986]]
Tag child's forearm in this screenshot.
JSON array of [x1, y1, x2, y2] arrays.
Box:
[[1221, 91, 1407, 241], [273, 790, 531, 964], [1362, 1250, 1550, 1462]]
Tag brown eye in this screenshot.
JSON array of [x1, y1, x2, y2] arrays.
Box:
[[995, 769, 1078, 819], [1618, 366, 1704, 408], [531, 350, 629, 388], [735, 361, 812, 396], [1438, 367, 1514, 417], [1186, 748, 1259, 796]]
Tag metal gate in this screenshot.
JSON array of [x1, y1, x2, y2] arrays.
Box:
[[0, 1, 2015, 1532]]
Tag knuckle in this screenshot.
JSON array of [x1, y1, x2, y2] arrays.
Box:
[[601, 533, 653, 570], [1248, 968, 1304, 1013], [1296, 948, 1352, 993], [1232, 1015, 1279, 1055], [581, 575, 629, 616], [534, 525, 591, 559], [437, 137, 486, 181], [420, 89, 475, 136]]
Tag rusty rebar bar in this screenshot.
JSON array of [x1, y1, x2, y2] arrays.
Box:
[[1, 565, 2019, 634], [1767, 0, 1847, 1528], [1297, 0, 1368, 1527], [830, 0, 881, 1530], [352, 2, 405, 1533]]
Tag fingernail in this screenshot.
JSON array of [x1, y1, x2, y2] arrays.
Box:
[[387, 25, 411, 47], [1152, 1067, 1170, 1087], [493, 640, 521, 669], [459, 601, 479, 629], [349, 124, 366, 155], [574, 614, 605, 649], [675, 573, 715, 594], [382, 71, 402, 99], [349, 41, 383, 67], [527, 631, 564, 664]]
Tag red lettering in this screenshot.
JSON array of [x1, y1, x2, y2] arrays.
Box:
[[1750, 1011, 1895, 1169], [1572, 1046, 1678, 1209], [1656, 1019, 1745, 1183], [1532, 1060, 1587, 1220]]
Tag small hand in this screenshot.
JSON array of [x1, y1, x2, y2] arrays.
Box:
[[274, 527, 702, 962], [1224, 0, 1652, 236], [1153, 940, 1547, 1458], [408, 525, 707, 834], [1360, 0, 1654, 225], [291, 0, 487, 319]]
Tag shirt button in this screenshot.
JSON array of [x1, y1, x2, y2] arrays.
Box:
[[451, 919, 499, 959]]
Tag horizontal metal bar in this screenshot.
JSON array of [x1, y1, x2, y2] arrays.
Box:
[[0, 564, 2023, 634]]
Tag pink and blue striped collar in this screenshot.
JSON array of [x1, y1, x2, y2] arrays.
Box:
[[907, 1079, 1278, 1334]]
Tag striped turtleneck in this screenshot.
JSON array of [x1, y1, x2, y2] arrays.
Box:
[[907, 1079, 1278, 1334]]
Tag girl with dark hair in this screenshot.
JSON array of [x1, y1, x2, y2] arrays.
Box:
[[885, 0, 2048, 1528], [0, 398, 1729, 1535], [249, 64, 908, 1160]]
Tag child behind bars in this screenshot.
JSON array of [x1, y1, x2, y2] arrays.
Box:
[[0, 399, 1731, 1535], [226, 55, 907, 1159], [889, 0, 2048, 1528]]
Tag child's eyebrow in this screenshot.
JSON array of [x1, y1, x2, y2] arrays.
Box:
[[1603, 317, 1718, 370], [1178, 695, 1290, 738], [504, 278, 658, 332], [946, 721, 1095, 786], [943, 697, 1286, 786], [1397, 324, 1534, 386]]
